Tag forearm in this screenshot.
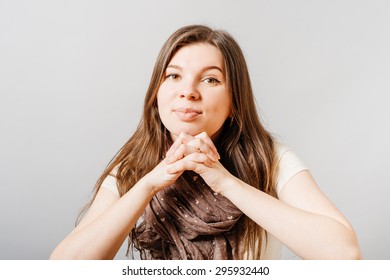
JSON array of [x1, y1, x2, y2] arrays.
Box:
[[222, 177, 361, 259], [50, 178, 155, 259]]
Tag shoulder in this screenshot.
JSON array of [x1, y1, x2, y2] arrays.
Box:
[[100, 166, 120, 197], [274, 142, 308, 197]]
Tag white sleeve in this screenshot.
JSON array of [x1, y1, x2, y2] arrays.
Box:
[[275, 143, 308, 197], [100, 167, 120, 196]]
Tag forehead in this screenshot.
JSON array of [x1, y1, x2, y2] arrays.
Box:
[[168, 43, 224, 71]]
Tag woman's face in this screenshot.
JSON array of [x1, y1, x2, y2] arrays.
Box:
[[157, 43, 231, 140]]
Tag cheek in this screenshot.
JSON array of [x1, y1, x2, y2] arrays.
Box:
[[157, 84, 174, 107], [208, 94, 231, 117], [157, 90, 168, 110], [156, 92, 162, 109], [157, 91, 172, 123]]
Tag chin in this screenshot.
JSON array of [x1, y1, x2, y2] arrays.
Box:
[[168, 126, 205, 140]]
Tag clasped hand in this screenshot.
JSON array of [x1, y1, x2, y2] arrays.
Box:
[[144, 132, 235, 195]]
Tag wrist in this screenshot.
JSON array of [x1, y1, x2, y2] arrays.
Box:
[[218, 175, 241, 197], [137, 175, 160, 198]]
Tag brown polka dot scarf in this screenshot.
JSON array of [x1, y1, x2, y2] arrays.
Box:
[[134, 171, 244, 259]]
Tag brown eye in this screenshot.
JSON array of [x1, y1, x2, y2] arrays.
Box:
[[203, 77, 220, 84], [166, 73, 180, 80]]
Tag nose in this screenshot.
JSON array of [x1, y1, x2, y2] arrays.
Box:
[[179, 80, 200, 100]]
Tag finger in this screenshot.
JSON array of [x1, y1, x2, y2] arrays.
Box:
[[184, 152, 214, 167], [187, 138, 218, 162], [167, 156, 209, 174], [195, 132, 220, 159], [166, 144, 198, 164], [166, 132, 194, 158]]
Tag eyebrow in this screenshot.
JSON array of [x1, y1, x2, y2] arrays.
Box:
[[166, 64, 224, 74]]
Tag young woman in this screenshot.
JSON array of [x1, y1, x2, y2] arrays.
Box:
[[50, 25, 361, 260]]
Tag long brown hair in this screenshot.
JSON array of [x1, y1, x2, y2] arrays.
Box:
[[80, 25, 277, 259]]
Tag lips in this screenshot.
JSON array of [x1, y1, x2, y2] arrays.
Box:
[[173, 108, 202, 121]]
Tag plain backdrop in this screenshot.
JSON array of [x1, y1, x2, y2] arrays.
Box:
[[0, 0, 389, 260]]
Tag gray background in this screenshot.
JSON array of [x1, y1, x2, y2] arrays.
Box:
[[0, 0, 389, 260]]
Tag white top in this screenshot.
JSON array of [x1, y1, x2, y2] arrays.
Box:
[[101, 142, 307, 259]]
